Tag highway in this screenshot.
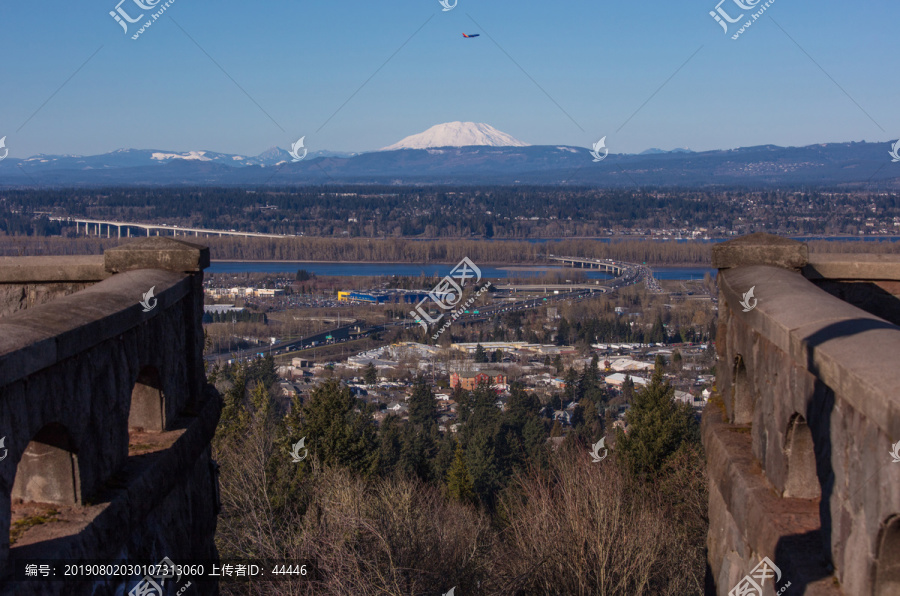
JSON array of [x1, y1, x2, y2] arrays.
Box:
[[206, 254, 661, 363], [206, 323, 365, 363]]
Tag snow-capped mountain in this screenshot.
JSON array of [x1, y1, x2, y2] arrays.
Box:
[[380, 122, 529, 151]]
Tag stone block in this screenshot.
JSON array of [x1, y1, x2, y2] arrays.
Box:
[[712, 233, 808, 270], [104, 237, 210, 273], [0, 256, 106, 283]]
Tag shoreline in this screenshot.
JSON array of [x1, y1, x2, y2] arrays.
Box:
[[208, 259, 715, 268]]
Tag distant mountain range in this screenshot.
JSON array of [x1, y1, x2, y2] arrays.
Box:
[[0, 122, 897, 188]]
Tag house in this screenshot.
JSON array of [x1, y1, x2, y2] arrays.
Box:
[[608, 358, 654, 373], [278, 382, 298, 398], [450, 369, 508, 390], [604, 373, 649, 388], [553, 410, 572, 425], [674, 390, 696, 405]]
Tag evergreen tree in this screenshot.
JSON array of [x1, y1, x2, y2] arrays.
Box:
[[522, 416, 549, 464], [474, 343, 488, 363], [556, 318, 570, 346], [505, 383, 541, 429], [564, 367, 579, 403], [465, 427, 502, 507], [399, 424, 436, 482], [649, 315, 666, 344], [300, 379, 378, 476], [217, 363, 247, 441], [376, 415, 403, 476], [586, 355, 600, 383], [446, 443, 475, 503], [616, 365, 700, 480], [364, 362, 378, 386], [622, 376, 635, 404], [408, 378, 438, 429], [553, 355, 563, 374]]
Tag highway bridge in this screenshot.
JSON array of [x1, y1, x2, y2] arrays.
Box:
[[547, 255, 629, 275], [49, 217, 290, 239], [495, 283, 610, 293]]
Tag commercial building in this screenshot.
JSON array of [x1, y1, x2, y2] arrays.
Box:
[[450, 369, 508, 390], [338, 289, 451, 304]]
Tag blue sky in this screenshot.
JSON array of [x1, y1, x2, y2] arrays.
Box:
[[1, 0, 897, 157]]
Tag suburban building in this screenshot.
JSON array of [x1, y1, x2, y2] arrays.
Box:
[[604, 373, 649, 387], [450, 369, 508, 390]]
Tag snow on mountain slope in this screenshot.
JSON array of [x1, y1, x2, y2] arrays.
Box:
[[380, 122, 529, 150], [151, 151, 215, 161]]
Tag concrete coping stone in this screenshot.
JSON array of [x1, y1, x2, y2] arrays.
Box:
[[104, 237, 210, 274], [720, 266, 900, 438], [0, 256, 108, 284], [804, 253, 900, 281], [712, 233, 808, 270], [0, 270, 189, 385]]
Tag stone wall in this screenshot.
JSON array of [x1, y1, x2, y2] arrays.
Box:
[[0, 238, 221, 595], [0, 256, 110, 317], [706, 234, 900, 596]]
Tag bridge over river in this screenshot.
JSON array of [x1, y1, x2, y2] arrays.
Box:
[[49, 217, 289, 239]]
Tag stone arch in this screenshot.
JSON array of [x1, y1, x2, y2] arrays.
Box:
[[783, 414, 820, 498], [129, 366, 165, 432], [874, 515, 900, 595], [12, 423, 81, 505], [732, 354, 753, 424]]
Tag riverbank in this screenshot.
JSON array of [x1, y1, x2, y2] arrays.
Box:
[[206, 261, 716, 280]]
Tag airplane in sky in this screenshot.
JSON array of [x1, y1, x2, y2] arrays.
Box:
[[462, 33, 480, 38]]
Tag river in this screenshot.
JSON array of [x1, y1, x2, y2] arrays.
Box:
[[207, 261, 715, 280]]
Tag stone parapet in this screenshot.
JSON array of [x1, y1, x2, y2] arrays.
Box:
[[0, 238, 220, 595], [708, 234, 900, 595]]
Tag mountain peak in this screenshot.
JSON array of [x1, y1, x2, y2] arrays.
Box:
[[380, 122, 529, 151]]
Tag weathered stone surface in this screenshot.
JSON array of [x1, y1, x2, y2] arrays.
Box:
[[712, 232, 808, 270], [0, 283, 98, 317], [709, 237, 900, 595], [804, 253, 900, 281], [104, 237, 210, 273], [0, 242, 219, 595], [0, 256, 106, 283], [0, 270, 189, 382], [703, 406, 838, 595], [810, 280, 900, 327]]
